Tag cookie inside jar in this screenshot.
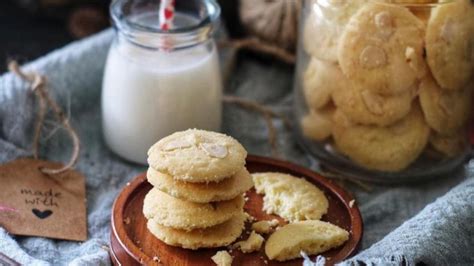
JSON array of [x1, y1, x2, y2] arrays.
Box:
[[294, 0, 474, 182]]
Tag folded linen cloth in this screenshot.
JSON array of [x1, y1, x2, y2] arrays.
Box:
[[0, 29, 472, 265]]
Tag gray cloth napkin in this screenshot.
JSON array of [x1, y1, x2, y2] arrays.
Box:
[[0, 29, 473, 265]]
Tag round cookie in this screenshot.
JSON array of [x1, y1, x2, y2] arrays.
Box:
[[303, 57, 349, 110], [300, 105, 335, 141], [252, 172, 329, 222], [332, 105, 430, 172], [338, 2, 426, 95], [147, 129, 247, 183], [303, 0, 367, 62], [419, 75, 472, 136], [146, 213, 246, 250], [147, 167, 253, 203], [426, 0, 474, 91], [430, 130, 468, 158], [332, 82, 416, 126], [143, 189, 244, 230]]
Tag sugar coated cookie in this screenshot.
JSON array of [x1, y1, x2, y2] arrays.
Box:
[[147, 167, 253, 203], [148, 129, 247, 183], [426, 0, 474, 91], [332, 105, 430, 172], [143, 189, 244, 230], [303, 0, 367, 62], [332, 81, 416, 126], [252, 172, 328, 222], [419, 75, 472, 136], [146, 213, 246, 250], [265, 220, 349, 261], [430, 130, 468, 158], [339, 2, 426, 95], [303, 57, 350, 110], [300, 105, 335, 141]]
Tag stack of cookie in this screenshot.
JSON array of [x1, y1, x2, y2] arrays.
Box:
[[300, 1, 474, 172], [143, 129, 253, 250]]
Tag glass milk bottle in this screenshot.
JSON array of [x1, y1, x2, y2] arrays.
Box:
[[102, 0, 222, 164]]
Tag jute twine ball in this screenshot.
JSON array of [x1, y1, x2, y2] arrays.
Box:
[[239, 0, 302, 51]]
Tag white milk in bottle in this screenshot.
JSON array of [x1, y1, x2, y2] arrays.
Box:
[[102, 0, 222, 164]]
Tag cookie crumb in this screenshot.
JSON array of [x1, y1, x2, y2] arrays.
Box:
[[251, 219, 280, 234], [349, 200, 355, 208], [244, 212, 256, 222], [211, 251, 233, 266], [233, 231, 265, 253], [152, 256, 161, 262], [124, 217, 131, 224]]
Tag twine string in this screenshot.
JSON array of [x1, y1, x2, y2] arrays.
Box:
[[8, 61, 80, 175], [218, 38, 296, 65]]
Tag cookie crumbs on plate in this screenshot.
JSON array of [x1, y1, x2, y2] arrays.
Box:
[[252, 219, 280, 234], [152, 256, 161, 262], [349, 199, 355, 208], [233, 231, 265, 253], [211, 250, 233, 266], [244, 212, 256, 222]]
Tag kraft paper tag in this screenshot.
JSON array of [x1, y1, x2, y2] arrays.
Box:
[[0, 158, 87, 241]]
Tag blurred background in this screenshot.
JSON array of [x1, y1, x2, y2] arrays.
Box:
[[0, 0, 245, 73]]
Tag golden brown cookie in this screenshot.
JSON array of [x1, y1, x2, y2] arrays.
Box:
[[147, 167, 253, 203], [426, 0, 474, 91], [265, 220, 349, 261], [300, 105, 335, 141], [147, 213, 246, 250], [252, 172, 328, 222], [332, 82, 416, 126], [338, 2, 426, 95], [303, 0, 367, 62], [332, 105, 430, 172], [419, 75, 472, 136], [147, 129, 247, 183], [302, 57, 349, 110], [143, 189, 244, 230]]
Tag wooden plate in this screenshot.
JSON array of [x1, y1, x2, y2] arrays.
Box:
[[110, 155, 363, 265]]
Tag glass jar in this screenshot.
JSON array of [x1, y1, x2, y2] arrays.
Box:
[[102, 0, 222, 164], [294, 0, 474, 183]]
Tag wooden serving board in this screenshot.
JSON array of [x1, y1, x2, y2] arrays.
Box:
[[110, 155, 363, 265]]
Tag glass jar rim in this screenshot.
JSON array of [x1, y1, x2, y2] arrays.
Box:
[[370, 0, 456, 7], [110, 0, 221, 49]]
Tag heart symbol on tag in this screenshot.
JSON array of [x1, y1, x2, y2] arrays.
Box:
[[32, 209, 53, 219]]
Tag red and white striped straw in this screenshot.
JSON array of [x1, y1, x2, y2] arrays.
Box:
[[159, 0, 175, 31]]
